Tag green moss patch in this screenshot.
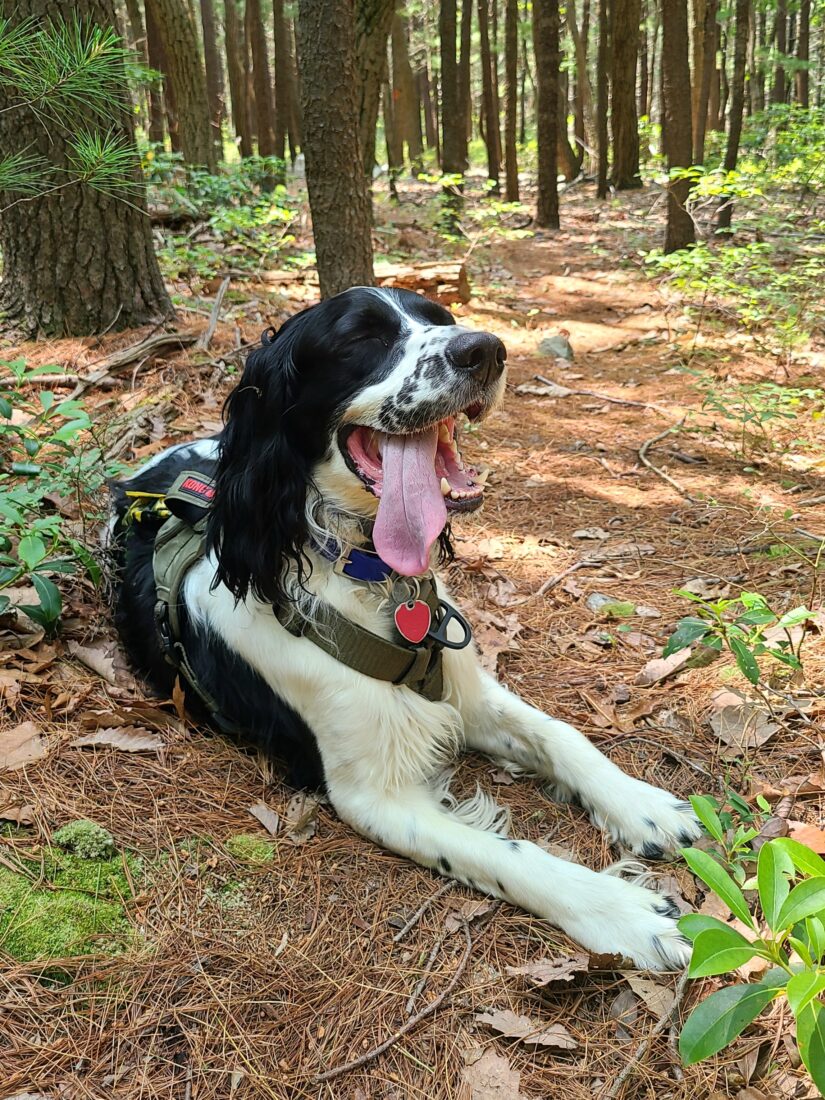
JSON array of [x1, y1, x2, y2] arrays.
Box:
[[224, 833, 276, 864], [0, 841, 138, 963]]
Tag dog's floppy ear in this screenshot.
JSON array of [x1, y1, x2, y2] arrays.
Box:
[[207, 325, 313, 606]]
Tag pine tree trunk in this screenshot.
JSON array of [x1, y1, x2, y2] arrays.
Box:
[[246, 0, 277, 160], [772, 0, 787, 103], [145, 0, 178, 148], [478, 0, 502, 190], [610, 0, 642, 188], [458, 0, 473, 165], [707, 18, 721, 129], [693, 0, 717, 161], [596, 0, 610, 197], [638, 0, 648, 118], [288, 18, 303, 155], [662, 0, 695, 251], [383, 75, 403, 196], [504, 0, 519, 199], [123, 0, 150, 131], [224, 0, 253, 157], [440, 0, 464, 173], [146, 0, 215, 168], [568, 0, 594, 154], [273, 0, 291, 161], [796, 0, 809, 105], [717, 0, 749, 231], [200, 0, 224, 159], [297, 0, 374, 295], [532, 0, 560, 226], [420, 66, 438, 151], [355, 0, 397, 178], [391, 13, 423, 171], [0, 0, 172, 335]]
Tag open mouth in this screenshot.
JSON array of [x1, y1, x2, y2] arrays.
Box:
[[340, 409, 487, 576]]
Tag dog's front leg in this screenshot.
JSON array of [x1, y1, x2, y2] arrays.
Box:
[[325, 774, 689, 970], [456, 666, 700, 859]]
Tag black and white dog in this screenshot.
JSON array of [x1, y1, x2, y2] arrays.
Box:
[[111, 287, 700, 969]]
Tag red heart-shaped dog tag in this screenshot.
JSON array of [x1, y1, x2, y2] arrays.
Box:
[[394, 600, 431, 644]]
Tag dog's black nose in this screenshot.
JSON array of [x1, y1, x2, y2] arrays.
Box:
[[446, 332, 507, 387]]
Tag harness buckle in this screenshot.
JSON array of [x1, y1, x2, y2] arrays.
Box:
[[154, 600, 178, 666], [426, 599, 473, 650]]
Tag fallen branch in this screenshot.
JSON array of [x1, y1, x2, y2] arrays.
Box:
[[603, 968, 691, 1098], [510, 558, 594, 606], [392, 879, 455, 942], [312, 921, 474, 1083], [68, 331, 198, 399], [799, 496, 825, 508], [405, 930, 446, 1015], [533, 374, 673, 415], [195, 276, 231, 351], [638, 420, 699, 503]]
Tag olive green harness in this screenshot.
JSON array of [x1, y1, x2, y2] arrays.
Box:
[[124, 471, 457, 729]]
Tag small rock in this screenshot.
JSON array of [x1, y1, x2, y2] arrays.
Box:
[[538, 334, 574, 360]]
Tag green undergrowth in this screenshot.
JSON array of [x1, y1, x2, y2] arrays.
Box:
[[224, 833, 277, 864], [0, 823, 139, 963]]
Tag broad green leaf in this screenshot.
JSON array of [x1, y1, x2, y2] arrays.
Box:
[[0, 594, 9, 614], [690, 794, 725, 843], [735, 609, 777, 626], [777, 878, 825, 930], [10, 461, 41, 475], [773, 839, 825, 879], [758, 841, 794, 931], [776, 605, 814, 629], [807, 918, 825, 962], [17, 533, 46, 570], [688, 927, 760, 978], [0, 395, 12, 418], [679, 972, 787, 1064], [682, 847, 755, 928], [679, 913, 733, 941], [663, 618, 710, 658], [729, 636, 760, 685], [30, 573, 61, 622], [797, 1001, 825, 1097]]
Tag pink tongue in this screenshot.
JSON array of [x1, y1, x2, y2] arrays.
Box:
[[373, 426, 447, 575]]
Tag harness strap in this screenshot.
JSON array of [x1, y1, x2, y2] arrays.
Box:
[[275, 578, 444, 702]]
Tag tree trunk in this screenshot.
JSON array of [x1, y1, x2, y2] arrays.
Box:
[[478, 0, 501, 190], [772, 0, 787, 104], [355, 0, 397, 178], [200, 0, 224, 159], [420, 66, 438, 151], [796, 0, 809, 105], [123, 0, 150, 131], [532, 0, 560, 226], [224, 0, 253, 157], [567, 0, 594, 157], [458, 0, 473, 164], [297, 0, 374, 295], [638, 0, 648, 119], [717, 0, 749, 232], [662, 0, 695, 251], [0, 0, 172, 336], [246, 0, 277, 160], [596, 0, 610, 197], [145, 0, 177, 148], [440, 0, 463, 174], [557, 71, 581, 179], [391, 13, 423, 171], [503, 0, 519, 199], [707, 17, 721, 129], [147, 0, 216, 168], [288, 17, 303, 155], [272, 0, 289, 161], [693, 0, 717, 161], [383, 75, 403, 196], [610, 0, 642, 187]]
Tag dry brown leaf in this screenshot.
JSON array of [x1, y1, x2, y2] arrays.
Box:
[[70, 726, 163, 753], [625, 974, 676, 1017], [635, 647, 691, 687], [490, 767, 515, 785], [486, 576, 522, 608], [67, 638, 118, 683], [471, 609, 523, 674], [750, 772, 825, 799], [249, 800, 280, 836], [445, 898, 495, 932], [461, 1048, 524, 1099], [736, 1089, 769, 1100], [609, 988, 638, 1041], [285, 792, 320, 845], [709, 695, 780, 759], [788, 820, 825, 853], [475, 1009, 577, 1050], [504, 952, 589, 987], [751, 815, 790, 853], [1, 720, 47, 771], [0, 801, 35, 825]]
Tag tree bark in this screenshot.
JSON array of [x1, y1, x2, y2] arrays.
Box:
[[532, 0, 560, 226], [383, 74, 403, 196], [716, 0, 749, 231], [224, 0, 253, 157], [458, 0, 473, 162], [693, 0, 717, 161], [596, 0, 610, 197], [567, 0, 594, 160], [795, 0, 809, 106], [772, 0, 787, 104], [638, 0, 648, 119], [0, 0, 172, 335], [355, 0, 397, 177], [273, 0, 291, 161], [391, 13, 423, 171], [558, 70, 582, 179], [662, 0, 695, 251], [440, 0, 463, 174], [145, 0, 177, 148], [503, 0, 519, 199], [420, 65, 438, 151], [246, 0, 277, 160], [478, 0, 501, 190], [200, 0, 224, 159], [610, 0, 642, 188], [297, 0, 374, 295], [147, 0, 216, 168]]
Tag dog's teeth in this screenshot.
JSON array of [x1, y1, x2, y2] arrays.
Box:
[[449, 490, 460, 500], [475, 468, 490, 485], [440, 477, 451, 497], [438, 423, 451, 443]]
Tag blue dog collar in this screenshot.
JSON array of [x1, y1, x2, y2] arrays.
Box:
[[311, 537, 395, 583]]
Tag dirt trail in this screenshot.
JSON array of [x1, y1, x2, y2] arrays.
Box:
[[1, 185, 823, 1099]]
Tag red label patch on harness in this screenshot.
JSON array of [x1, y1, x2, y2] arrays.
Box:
[[394, 600, 431, 644], [179, 476, 215, 501]]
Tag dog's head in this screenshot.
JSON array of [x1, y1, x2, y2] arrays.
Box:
[[208, 287, 507, 603]]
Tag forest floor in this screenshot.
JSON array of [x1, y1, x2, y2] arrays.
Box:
[[1, 177, 824, 1100]]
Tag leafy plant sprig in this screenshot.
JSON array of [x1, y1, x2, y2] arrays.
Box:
[[690, 793, 770, 885]]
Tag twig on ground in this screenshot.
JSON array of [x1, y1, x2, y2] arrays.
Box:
[[510, 559, 593, 606], [799, 496, 825, 508], [195, 277, 231, 351], [533, 373, 674, 415], [392, 880, 455, 942], [607, 734, 718, 782], [603, 968, 691, 1098], [405, 931, 446, 1015], [68, 331, 198, 399], [638, 420, 699, 503], [312, 920, 474, 1083]]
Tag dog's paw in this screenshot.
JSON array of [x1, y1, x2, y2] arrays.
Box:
[[570, 873, 691, 971], [590, 779, 702, 860]]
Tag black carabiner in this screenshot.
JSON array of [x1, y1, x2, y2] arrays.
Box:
[[426, 599, 473, 650]]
